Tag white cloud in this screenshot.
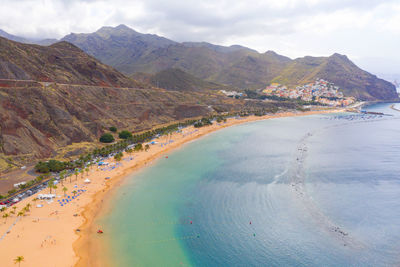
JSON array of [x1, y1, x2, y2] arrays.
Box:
[[0, 0, 399, 73]]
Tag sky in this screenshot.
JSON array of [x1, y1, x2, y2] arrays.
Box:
[[0, 0, 399, 77]]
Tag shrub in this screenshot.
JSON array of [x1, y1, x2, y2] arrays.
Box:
[[119, 130, 133, 139], [109, 126, 117, 132], [194, 122, 203, 128], [100, 133, 115, 143], [34, 161, 50, 173], [8, 189, 16, 195], [201, 117, 212, 126], [114, 152, 123, 161], [134, 143, 143, 152]]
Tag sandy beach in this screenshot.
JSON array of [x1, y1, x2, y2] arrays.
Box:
[[0, 109, 342, 267]]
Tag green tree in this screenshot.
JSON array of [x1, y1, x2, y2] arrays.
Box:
[[72, 190, 77, 197], [3, 213, 9, 223], [118, 130, 133, 139], [134, 143, 143, 152], [47, 160, 66, 172], [109, 126, 117, 132], [34, 161, 50, 173], [99, 133, 115, 143], [62, 187, 68, 197], [23, 203, 31, 213], [114, 152, 123, 162], [48, 180, 54, 194], [59, 170, 66, 186], [14, 256, 24, 267], [74, 169, 79, 182], [144, 144, 150, 152]]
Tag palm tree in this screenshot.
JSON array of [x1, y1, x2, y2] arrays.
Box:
[[48, 180, 54, 194], [0, 207, 6, 212], [145, 144, 150, 152], [10, 210, 15, 216], [85, 167, 89, 177], [53, 185, 58, 195], [80, 169, 84, 179], [62, 187, 68, 197], [59, 170, 65, 186], [72, 190, 77, 197], [17, 211, 24, 217], [14, 256, 24, 267], [3, 213, 9, 223], [74, 169, 78, 182], [23, 204, 31, 213]]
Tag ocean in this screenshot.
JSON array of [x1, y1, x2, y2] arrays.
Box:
[[97, 103, 400, 266]]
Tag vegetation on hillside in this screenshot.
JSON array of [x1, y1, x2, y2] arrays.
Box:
[[99, 133, 115, 143], [118, 130, 133, 139]]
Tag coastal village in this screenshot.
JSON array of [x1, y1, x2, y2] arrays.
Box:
[[262, 79, 355, 106], [220, 79, 356, 107]]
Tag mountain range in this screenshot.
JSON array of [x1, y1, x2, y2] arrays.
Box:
[[1, 25, 397, 101], [0, 36, 287, 170], [60, 25, 398, 101]]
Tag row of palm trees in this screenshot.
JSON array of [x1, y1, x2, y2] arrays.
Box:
[[1, 202, 32, 223], [4, 114, 237, 202]]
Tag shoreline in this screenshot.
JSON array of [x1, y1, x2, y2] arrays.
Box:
[[73, 108, 344, 267], [0, 109, 342, 267]]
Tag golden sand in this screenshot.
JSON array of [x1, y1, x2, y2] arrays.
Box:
[[0, 109, 342, 267]]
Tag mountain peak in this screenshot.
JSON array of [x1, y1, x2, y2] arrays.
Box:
[[115, 24, 131, 30], [330, 53, 349, 61], [96, 24, 138, 38]]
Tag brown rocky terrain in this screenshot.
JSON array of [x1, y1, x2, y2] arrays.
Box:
[[0, 83, 291, 169], [0, 37, 294, 172], [0, 36, 138, 87]]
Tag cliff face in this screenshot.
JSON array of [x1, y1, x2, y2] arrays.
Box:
[[0, 37, 138, 87]]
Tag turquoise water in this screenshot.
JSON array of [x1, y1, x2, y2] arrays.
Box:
[[99, 103, 400, 266]]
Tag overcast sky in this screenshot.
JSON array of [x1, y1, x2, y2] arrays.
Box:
[[0, 0, 399, 76]]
